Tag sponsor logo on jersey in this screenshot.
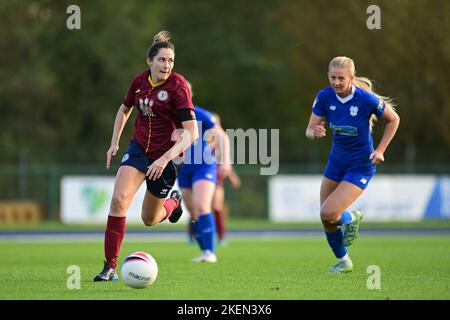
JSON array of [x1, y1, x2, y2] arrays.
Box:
[[350, 106, 359, 117], [330, 105, 336, 111], [139, 98, 156, 117], [329, 123, 358, 136], [157, 90, 169, 101]]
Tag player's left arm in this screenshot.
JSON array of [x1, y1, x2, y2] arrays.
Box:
[[146, 117, 199, 180], [146, 79, 199, 180], [370, 106, 400, 164]]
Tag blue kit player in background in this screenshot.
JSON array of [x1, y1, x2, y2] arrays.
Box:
[[177, 82, 231, 263], [305, 56, 400, 273]]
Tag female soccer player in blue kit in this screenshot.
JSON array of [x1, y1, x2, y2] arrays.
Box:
[[306, 56, 400, 273], [178, 82, 231, 263]]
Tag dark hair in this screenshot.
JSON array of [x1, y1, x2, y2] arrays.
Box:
[[147, 31, 175, 60]]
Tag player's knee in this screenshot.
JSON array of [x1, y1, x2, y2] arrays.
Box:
[[110, 193, 129, 213], [320, 207, 339, 225], [195, 204, 211, 215], [141, 215, 158, 227]]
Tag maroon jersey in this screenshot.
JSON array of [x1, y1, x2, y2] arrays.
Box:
[[123, 70, 194, 160]]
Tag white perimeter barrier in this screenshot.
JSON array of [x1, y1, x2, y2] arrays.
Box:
[[61, 176, 190, 224], [61, 174, 450, 223], [269, 175, 450, 222]]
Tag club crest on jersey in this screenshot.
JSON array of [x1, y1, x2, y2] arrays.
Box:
[[349, 106, 359, 117], [157, 90, 169, 101], [329, 105, 336, 111]]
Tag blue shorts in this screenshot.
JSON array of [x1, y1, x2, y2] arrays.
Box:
[[324, 154, 375, 190], [177, 162, 217, 189], [120, 140, 177, 198]]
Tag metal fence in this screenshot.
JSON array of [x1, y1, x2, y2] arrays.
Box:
[[1, 163, 449, 221]]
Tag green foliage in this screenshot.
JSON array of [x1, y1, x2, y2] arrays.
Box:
[[1, 0, 450, 165]]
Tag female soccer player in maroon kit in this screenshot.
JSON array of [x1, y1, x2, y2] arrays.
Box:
[[94, 31, 199, 281]]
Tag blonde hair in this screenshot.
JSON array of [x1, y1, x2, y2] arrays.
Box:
[[329, 56, 396, 131], [212, 112, 221, 125]]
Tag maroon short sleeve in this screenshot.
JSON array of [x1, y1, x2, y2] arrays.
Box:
[[172, 80, 194, 112], [123, 79, 136, 108]]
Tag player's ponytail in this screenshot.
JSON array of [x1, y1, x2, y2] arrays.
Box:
[[153, 30, 171, 44], [147, 30, 175, 60], [329, 56, 397, 132]]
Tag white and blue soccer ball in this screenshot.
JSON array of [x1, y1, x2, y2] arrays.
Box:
[[121, 251, 158, 289]]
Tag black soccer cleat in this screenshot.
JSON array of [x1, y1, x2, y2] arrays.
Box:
[[93, 261, 118, 282], [168, 190, 183, 223]]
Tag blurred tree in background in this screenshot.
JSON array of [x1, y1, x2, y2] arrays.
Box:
[[1, 0, 450, 166]]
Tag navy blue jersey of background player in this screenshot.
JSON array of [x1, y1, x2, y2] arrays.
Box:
[[183, 106, 217, 166], [312, 86, 385, 166]]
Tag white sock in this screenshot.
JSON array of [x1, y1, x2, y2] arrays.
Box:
[[348, 211, 354, 223], [339, 253, 349, 262]]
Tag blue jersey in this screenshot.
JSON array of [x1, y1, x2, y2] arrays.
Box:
[[184, 106, 217, 165], [312, 86, 385, 165]]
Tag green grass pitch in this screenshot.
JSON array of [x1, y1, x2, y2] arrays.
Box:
[[1, 236, 449, 300]]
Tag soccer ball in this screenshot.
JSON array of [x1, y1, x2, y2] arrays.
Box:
[[121, 251, 158, 289]]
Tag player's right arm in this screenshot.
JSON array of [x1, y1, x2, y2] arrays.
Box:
[[305, 113, 326, 141], [306, 92, 327, 141], [106, 104, 133, 169]]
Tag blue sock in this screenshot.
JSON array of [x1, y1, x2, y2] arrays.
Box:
[[197, 213, 216, 253], [337, 210, 352, 226], [191, 221, 205, 250], [325, 229, 347, 258]]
